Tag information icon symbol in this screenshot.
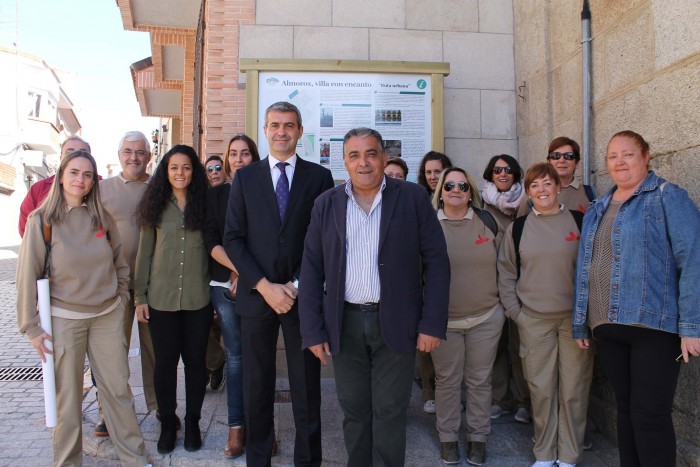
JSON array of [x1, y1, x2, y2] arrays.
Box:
[[416, 79, 427, 89]]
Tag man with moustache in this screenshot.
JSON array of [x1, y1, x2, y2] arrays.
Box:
[[298, 127, 450, 466], [224, 101, 334, 466], [99, 131, 160, 435]]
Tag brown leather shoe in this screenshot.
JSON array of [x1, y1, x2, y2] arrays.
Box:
[[271, 436, 279, 457], [224, 426, 245, 459]]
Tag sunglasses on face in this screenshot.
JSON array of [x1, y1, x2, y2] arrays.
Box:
[[492, 166, 513, 175], [207, 165, 222, 173], [548, 151, 577, 161], [443, 181, 470, 192]]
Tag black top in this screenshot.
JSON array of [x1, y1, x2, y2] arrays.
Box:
[[203, 183, 233, 283]]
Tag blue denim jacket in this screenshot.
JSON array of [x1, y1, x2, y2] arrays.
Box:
[[572, 171, 700, 339]]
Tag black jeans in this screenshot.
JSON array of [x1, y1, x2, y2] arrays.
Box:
[[332, 304, 415, 467], [148, 305, 212, 418], [594, 324, 681, 467]]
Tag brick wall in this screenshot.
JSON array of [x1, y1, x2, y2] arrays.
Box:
[[200, 0, 256, 158]]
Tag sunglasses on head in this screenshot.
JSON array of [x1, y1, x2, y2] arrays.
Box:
[[207, 165, 222, 172], [548, 152, 577, 161], [443, 181, 469, 192], [493, 166, 513, 175]]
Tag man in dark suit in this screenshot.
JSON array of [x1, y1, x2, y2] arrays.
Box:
[[298, 127, 450, 466], [224, 101, 334, 467]]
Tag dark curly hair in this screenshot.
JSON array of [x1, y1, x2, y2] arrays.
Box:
[[137, 145, 208, 230], [417, 151, 452, 193]]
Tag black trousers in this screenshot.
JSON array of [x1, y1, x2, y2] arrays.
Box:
[[241, 308, 322, 467], [148, 305, 212, 418], [594, 324, 681, 467]]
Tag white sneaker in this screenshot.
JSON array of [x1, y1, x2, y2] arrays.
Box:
[[423, 399, 436, 414], [557, 461, 576, 467], [490, 404, 510, 419], [531, 461, 556, 467]]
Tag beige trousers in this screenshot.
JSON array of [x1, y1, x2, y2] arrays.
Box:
[[432, 309, 504, 443], [517, 313, 593, 464], [123, 290, 157, 410], [52, 304, 146, 467]]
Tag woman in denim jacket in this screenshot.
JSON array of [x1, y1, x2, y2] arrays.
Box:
[[572, 131, 700, 467]]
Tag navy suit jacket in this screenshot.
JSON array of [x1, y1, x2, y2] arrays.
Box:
[[223, 156, 334, 318], [298, 176, 450, 354]]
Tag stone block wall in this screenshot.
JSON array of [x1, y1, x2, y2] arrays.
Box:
[[233, 0, 518, 177], [513, 1, 700, 464]]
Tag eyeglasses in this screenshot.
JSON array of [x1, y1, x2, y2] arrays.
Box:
[[207, 165, 223, 173], [120, 149, 148, 157], [443, 181, 469, 192], [493, 166, 513, 175], [548, 151, 577, 161]]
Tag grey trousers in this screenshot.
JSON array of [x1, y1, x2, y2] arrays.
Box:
[[333, 305, 415, 467]]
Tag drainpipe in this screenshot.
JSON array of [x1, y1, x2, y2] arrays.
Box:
[[581, 0, 592, 185]]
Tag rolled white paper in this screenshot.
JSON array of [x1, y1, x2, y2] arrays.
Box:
[[37, 278, 57, 428]]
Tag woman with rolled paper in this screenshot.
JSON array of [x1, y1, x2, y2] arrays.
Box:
[[16, 150, 147, 466]]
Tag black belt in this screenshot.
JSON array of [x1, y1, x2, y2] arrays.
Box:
[[344, 301, 380, 312]]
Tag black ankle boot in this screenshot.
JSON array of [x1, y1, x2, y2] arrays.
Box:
[[184, 414, 202, 452], [157, 415, 178, 454]]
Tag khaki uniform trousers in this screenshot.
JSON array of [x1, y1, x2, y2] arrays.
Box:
[[516, 313, 594, 465], [123, 291, 157, 410], [52, 304, 146, 467], [491, 318, 530, 410], [432, 308, 504, 443]]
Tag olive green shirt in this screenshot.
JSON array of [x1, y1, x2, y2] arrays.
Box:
[[134, 199, 210, 311]]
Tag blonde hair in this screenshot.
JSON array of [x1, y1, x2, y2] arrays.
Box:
[[34, 150, 113, 232], [431, 167, 483, 211]]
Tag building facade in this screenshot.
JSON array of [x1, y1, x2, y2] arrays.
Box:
[[117, 1, 699, 462], [0, 47, 82, 246]]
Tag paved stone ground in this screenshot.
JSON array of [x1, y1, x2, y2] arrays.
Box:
[[0, 244, 621, 466]]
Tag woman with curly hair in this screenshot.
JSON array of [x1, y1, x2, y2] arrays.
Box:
[[134, 145, 211, 454]]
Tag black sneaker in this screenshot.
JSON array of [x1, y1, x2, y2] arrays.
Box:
[[94, 420, 109, 437], [440, 441, 460, 464], [209, 364, 226, 391], [467, 441, 486, 465]]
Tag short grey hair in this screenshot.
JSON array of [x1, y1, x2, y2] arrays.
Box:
[[342, 128, 384, 155], [118, 131, 151, 153], [264, 101, 302, 128]]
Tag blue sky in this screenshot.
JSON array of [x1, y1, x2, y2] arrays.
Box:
[[0, 0, 159, 171]]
